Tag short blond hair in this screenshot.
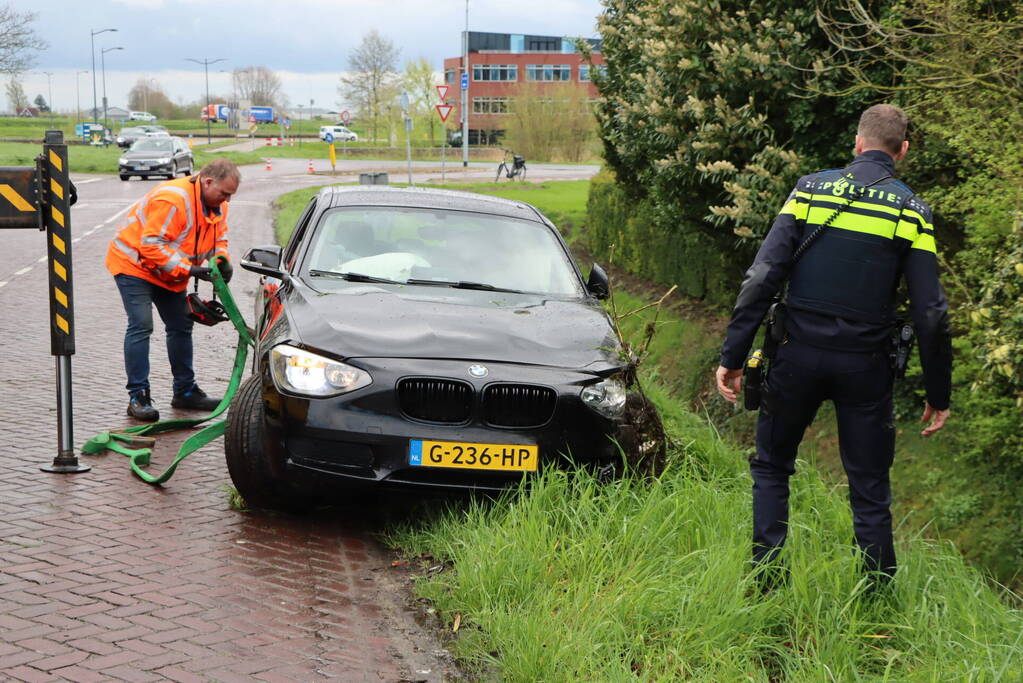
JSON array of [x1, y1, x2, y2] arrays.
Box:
[[198, 158, 240, 183], [857, 104, 908, 156]]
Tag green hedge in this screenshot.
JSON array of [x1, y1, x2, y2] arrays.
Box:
[[586, 170, 745, 306]]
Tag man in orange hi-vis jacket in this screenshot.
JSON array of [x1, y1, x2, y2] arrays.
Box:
[[106, 158, 240, 422]]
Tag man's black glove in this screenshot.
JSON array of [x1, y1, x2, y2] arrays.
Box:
[[189, 265, 213, 282], [218, 258, 233, 284]]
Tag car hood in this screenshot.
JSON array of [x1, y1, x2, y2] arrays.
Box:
[[123, 149, 174, 159], [285, 281, 622, 372]]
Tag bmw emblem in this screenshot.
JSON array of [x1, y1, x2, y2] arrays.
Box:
[[468, 364, 489, 378]]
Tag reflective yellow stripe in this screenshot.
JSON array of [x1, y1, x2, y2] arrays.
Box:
[[55, 314, 69, 334], [911, 233, 937, 253], [0, 184, 34, 211], [780, 198, 809, 221], [794, 191, 812, 200], [51, 205, 65, 228], [49, 149, 62, 172], [848, 199, 902, 217], [902, 208, 933, 231], [54, 287, 67, 307], [806, 206, 896, 238], [50, 177, 64, 200], [52, 233, 66, 254], [53, 260, 67, 281], [895, 219, 919, 242]]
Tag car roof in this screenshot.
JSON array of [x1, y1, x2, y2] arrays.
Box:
[[319, 185, 544, 222]]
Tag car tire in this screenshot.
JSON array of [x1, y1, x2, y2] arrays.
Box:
[[181, 161, 193, 176], [119, 174, 129, 181], [225, 374, 314, 512]]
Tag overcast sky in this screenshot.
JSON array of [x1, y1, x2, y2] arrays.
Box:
[[16, 0, 603, 115]]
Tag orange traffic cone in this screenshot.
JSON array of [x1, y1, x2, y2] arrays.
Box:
[[307, 160, 315, 174], [265, 158, 272, 171]]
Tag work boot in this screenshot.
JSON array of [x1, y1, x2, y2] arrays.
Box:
[[171, 384, 221, 411], [127, 390, 159, 422]]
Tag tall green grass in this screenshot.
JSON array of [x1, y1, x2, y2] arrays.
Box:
[[388, 410, 1023, 680]]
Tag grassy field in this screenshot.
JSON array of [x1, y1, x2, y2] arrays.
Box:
[[388, 412, 1022, 680], [0, 115, 453, 146]]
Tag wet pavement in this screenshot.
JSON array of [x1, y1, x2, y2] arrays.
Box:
[[0, 164, 462, 681]]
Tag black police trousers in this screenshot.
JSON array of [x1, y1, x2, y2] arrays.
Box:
[[752, 339, 896, 578]]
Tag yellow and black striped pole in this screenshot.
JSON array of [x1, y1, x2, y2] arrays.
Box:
[[40, 130, 88, 474]]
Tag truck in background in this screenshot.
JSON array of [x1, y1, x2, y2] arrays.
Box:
[[200, 104, 231, 122], [248, 106, 276, 124]]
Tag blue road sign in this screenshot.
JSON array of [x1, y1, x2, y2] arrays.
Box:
[[461, 73, 468, 90], [324, 132, 334, 144]]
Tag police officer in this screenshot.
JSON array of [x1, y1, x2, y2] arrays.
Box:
[[714, 104, 952, 585]]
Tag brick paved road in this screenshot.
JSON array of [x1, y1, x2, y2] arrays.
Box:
[[0, 166, 459, 681]]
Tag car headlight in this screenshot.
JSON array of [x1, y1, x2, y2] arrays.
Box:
[[118, 157, 127, 165], [580, 377, 627, 418], [155, 157, 171, 165], [270, 344, 371, 397]]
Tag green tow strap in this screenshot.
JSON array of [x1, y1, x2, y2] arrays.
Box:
[[82, 257, 255, 484]]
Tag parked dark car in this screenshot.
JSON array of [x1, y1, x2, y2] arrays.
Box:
[[225, 186, 624, 509], [118, 136, 193, 180]]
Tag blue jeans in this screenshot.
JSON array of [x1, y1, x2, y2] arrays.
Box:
[[114, 274, 195, 396]]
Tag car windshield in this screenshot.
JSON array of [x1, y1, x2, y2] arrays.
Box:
[[130, 139, 173, 152], [120, 128, 142, 135], [304, 206, 583, 297]]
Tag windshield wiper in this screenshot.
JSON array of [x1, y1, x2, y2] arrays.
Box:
[[308, 269, 402, 285], [405, 278, 523, 293]]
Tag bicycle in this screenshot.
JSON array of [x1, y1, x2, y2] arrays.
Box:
[[495, 149, 527, 182]]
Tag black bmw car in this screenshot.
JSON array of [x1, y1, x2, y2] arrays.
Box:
[[226, 186, 627, 509]]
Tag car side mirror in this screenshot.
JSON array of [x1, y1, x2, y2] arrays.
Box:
[[586, 263, 609, 300], [241, 245, 286, 278]]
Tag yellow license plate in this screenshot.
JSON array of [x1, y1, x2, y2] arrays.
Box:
[[409, 439, 538, 472]]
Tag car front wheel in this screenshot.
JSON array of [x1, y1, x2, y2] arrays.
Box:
[[119, 174, 129, 181], [225, 374, 313, 512]]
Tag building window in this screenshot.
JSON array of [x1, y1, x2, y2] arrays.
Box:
[[526, 36, 559, 52], [445, 69, 457, 85], [526, 65, 572, 82], [472, 64, 517, 82], [579, 65, 608, 82], [473, 97, 513, 114]]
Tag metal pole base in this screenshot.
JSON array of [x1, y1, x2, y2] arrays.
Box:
[[41, 450, 90, 474]]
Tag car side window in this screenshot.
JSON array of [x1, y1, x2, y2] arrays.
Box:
[[284, 198, 318, 271]]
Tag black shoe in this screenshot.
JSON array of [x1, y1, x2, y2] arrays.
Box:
[[171, 385, 221, 411], [127, 390, 159, 422]]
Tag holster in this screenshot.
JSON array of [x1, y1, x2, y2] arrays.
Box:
[[763, 299, 786, 360], [889, 321, 915, 379]]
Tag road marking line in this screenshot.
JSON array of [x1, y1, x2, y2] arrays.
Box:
[[14, 267, 31, 276], [72, 238, 81, 244], [103, 205, 131, 226], [0, 281, 6, 288], [37, 256, 45, 263], [73, 178, 102, 185]]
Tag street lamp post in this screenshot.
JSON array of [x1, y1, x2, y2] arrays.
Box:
[[462, 0, 469, 167], [75, 70, 88, 128], [90, 28, 117, 122], [186, 57, 226, 145], [101, 46, 123, 132], [42, 71, 53, 128]]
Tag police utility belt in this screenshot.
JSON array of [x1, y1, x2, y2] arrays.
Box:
[[744, 175, 916, 411]]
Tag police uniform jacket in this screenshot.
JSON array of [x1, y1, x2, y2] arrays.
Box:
[[720, 150, 952, 410]]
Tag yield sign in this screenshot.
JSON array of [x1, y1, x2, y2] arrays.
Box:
[[436, 84, 450, 100], [435, 103, 454, 122]]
